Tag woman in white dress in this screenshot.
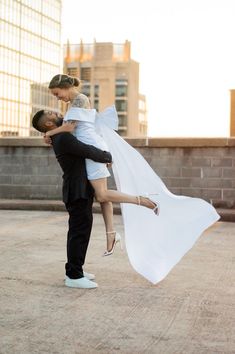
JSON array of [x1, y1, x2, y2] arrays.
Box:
[[46, 74, 220, 284], [45, 74, 160, 256]]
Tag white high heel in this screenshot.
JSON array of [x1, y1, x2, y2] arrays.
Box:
[[137, 194, 160, 216], [103, 231, 122, 256]]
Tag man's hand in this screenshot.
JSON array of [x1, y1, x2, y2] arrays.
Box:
[[44, 135, 52, 145]]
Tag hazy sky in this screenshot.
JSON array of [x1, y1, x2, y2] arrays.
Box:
[[62, 0, 235, 137]]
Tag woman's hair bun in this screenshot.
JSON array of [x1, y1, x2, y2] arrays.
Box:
[[49, 74, 80, 89], [73, 77, 80, 87]]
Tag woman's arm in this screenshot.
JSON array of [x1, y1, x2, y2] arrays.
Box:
[[45, 121, 77, 137], [43, 121, 77, 145]]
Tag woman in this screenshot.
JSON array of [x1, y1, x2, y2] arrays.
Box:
[[46, 74, 219, 284], [45, 74, 160, 257]]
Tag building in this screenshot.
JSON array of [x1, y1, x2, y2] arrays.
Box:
[[230, 89, 235, 136], [64, 40, 148, 137], [0, 0, 62, 136]]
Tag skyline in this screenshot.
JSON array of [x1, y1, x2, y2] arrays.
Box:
[[62, 0, 235, 137]]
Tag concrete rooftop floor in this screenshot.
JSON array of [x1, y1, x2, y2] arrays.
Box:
[[0, 211, 234, 354]]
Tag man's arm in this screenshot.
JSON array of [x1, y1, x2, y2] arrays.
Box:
[[55, 133, 112, 163]]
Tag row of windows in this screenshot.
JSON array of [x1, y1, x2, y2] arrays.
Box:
[[1, 0, 21, 27], [40, 0, 61, 21], [28, 56, 52, 82], [0, 24, 61, 64], [0, 99, 31, 131], [0, 21, 20, 51], [0, 74, 20, 101], [1, 49, 59, 82], [0, 96, 59, 137], [0, 47, 20, 76], [0, 4, 61, 42], [27, 0, 61, 20], [31, 84, 59, 108], [80, 82, 127, 98], [81, 84, 99, 98], [41, 40, 61, 64], [41, 16, 61, 43], [0, 73, 60, 105], [0, 0, 61, 26], [65, 68, 128, 98]]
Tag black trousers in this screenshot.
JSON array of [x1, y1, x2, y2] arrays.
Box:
[[65, 197, 93, 279]]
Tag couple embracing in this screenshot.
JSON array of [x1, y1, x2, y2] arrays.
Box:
[[32, 74, 219, 289]]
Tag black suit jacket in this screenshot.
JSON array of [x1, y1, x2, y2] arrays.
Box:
[[51, 132, 112, 204]]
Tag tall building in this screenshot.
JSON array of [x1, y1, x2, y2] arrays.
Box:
[[230, 89, 235, 136], [0, 0, 62, 136], [64, 40, 148, 137]]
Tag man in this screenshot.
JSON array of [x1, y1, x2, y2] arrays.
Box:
[[32, 110, 112, 289]]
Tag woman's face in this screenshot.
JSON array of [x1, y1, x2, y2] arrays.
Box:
[[50, 87, 71, 102]]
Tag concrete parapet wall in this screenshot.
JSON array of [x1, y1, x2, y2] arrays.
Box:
[[0, 137, 235, 207]]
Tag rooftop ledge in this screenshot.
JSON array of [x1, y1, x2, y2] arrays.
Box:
[[0, 137, 235, 148]]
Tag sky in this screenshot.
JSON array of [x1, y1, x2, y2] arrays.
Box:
[[61, 0, 235, 137]]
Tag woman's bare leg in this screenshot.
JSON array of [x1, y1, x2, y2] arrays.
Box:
[[90, 178, 156, 208], [90, 178, 157, 253], [93, 178, 116, 252], [100, 201, 115, 252]]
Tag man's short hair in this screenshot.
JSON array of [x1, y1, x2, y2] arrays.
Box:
[[32, 110, 46, 133]]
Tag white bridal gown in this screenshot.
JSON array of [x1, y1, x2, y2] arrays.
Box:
[[65, 105, 220, 284]]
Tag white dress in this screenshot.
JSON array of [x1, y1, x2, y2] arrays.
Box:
[[64, 107, 111, 180], [65, 105, 220, 284]]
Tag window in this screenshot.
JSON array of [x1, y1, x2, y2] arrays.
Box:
[[116, 85, 127, 97], [94, 99, 99, 110], [94, 84, 99, 97], [81, 68, 91, 81], [115, 100, 127, 112], [118, 114, 127, 127], [81, 84, 90, 97]]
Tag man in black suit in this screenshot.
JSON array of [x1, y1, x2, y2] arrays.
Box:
[[32, 110, 112, 289]]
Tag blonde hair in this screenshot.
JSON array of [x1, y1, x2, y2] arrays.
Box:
[[48, 74, 80, 89]]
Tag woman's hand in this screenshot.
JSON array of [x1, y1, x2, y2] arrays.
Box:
[[43, 121, 77, 145]]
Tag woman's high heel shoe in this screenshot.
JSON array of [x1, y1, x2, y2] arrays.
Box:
[[137, 195, 160, 216], [103, 231, 122, 257]]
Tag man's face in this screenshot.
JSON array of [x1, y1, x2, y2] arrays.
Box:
[[44, 111, 64, 128]]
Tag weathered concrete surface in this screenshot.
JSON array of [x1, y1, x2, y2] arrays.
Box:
[[0, 211, 234, 354]]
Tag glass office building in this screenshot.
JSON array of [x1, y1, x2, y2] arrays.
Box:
[[0, 0, 62, 136]]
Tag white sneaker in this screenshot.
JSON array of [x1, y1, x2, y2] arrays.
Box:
[[83, 271, 95, 280], [65, 276, 98, 289], [65, 272, 95, 281]]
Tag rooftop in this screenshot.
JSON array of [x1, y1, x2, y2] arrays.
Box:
[[0, 211, 234, 353]]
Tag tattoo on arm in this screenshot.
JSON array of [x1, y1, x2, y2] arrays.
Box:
[[71, 94, 91, 108]]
